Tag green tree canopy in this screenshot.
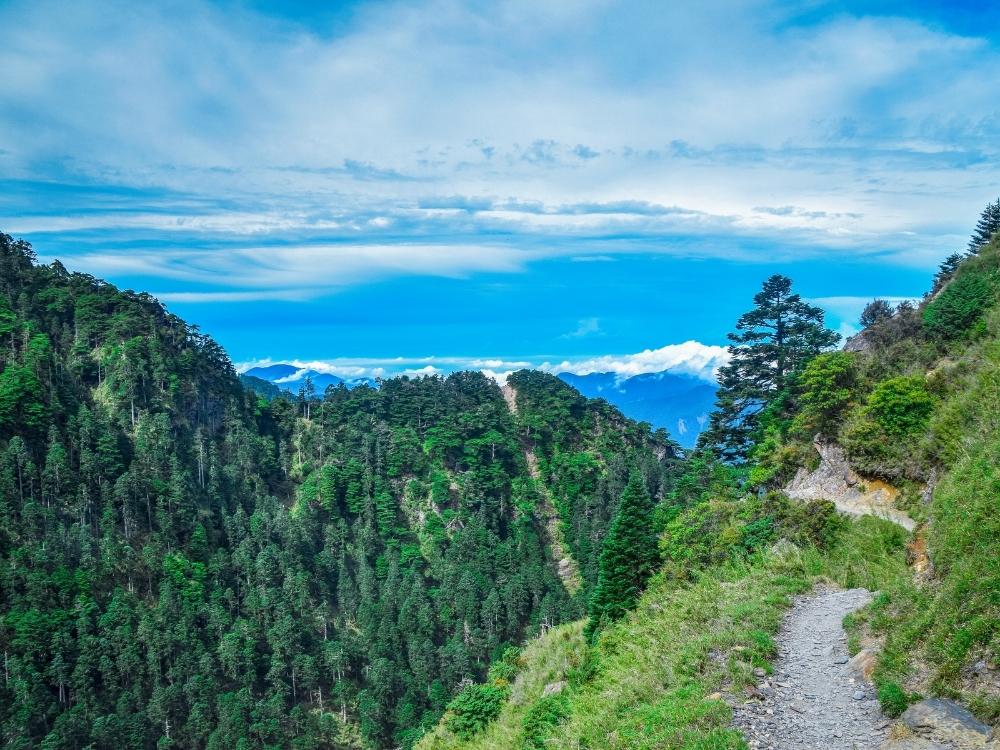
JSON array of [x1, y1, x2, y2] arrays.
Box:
[[702, 274, 839, 461], [584, 470, 659, 638], [860, 299, 894, 329], [969, 198, 1000, 254]]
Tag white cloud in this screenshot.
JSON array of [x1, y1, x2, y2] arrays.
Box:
[[837, 321, 861, 340], [45, 243, 527, 294], [562, 317, 602, 339], [155, 289, 315, 303], [402, 365, 443, 377], [541, 340, 730, 381], [236, 340, 729, 382]]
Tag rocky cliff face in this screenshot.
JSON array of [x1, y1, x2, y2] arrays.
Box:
[[784, 438, 917, 531]]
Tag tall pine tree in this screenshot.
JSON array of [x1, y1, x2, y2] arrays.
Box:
[[701, 274, 839, 462], [584, 470, 659, 639], [969, 199, 1000, 254]]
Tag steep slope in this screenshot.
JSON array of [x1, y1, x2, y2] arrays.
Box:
[[500, 382, 581, 593], [416, 234, 1000, 749], [753, 237, 1000, 725], [417, 512, 909, 750], [0, 234, 681, 750]]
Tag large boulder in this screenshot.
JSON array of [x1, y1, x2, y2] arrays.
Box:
[[845, 329, 874, 353], [901, 698, 994, 749]]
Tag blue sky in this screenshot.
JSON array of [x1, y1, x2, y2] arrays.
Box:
[[1, 0, 997, 380]]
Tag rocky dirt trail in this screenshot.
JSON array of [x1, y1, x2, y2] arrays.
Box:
[[733, 586, 904, 750]]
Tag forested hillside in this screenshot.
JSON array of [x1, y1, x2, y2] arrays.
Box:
[[0, 233, 681, 749], [419, 208, 1000, 750]]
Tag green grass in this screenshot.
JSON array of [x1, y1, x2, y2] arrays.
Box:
[[417, 517, 908, 750], [851, 427, 1000, 723], [838, 306, 1000, 724]]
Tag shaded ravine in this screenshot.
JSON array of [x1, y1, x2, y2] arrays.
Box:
[[501, 382, 582, 593], [732, 587, 906, 750]]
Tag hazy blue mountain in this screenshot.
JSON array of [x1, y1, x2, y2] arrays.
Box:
[[243, 365, 375, 393], [558, 371, 717, 447], [244, 363, 301, 380]]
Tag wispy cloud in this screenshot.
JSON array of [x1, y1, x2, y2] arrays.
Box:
[[41, 243, 528, 294], [2, 0, 998, 296], [0, 0, 994, 367], [562, 317, 602, 339], [155, 289, 317, 303]]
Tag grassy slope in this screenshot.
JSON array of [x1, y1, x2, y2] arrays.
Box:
[[849, 325, 1000, 720], [418, 517, 907, 750], [837, 240, 1000, 722]]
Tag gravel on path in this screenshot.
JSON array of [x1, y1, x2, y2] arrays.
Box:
[[732, 586, 907, 750]]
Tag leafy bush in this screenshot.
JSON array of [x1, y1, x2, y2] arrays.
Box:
[[924, 270, 997, 339], [660, 492, 845, 578], [445, 683, 511, 739], [487, 646, 523, 683], [519, 693, 569, 749], [842, 376, 934, 479], [866, 376, 933, 437]]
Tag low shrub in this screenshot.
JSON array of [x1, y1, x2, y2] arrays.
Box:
[[444, 683, 510, 739], [866, 376, 933, 437], [487, 646, 523, 683], [842, 376, 934, 480], [519, 693, 569, 749]]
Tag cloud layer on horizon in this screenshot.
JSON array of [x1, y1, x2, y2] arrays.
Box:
[[237, 340, 731, 383]]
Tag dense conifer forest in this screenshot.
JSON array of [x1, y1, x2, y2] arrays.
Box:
[[0, 233, 681, 749]]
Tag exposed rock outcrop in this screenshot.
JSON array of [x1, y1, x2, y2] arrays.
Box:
[[847, 648, 880, 681], [901, 699, 995, 749], [845, 329, 875, 353], [784, 438, 916, 531]]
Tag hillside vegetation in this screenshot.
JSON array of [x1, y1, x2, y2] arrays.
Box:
[[3, 211, 998, 750], [418, 225, 1000, 749], [0, 234, 680, 749]]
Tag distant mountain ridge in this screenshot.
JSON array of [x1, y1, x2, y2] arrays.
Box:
[[557, 370, 716, 447], [243, 364, 376, 392], [244, 363, 717, 446]]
